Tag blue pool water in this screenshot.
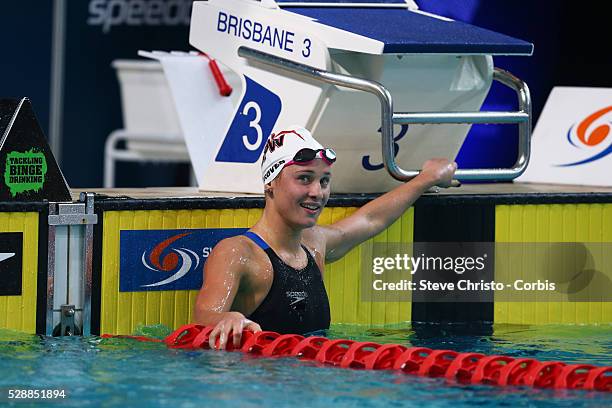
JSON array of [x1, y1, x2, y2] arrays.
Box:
[[0, 324, 610, 407]]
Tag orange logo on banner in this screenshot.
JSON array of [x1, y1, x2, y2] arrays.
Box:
[[560, 106, 612, 166], [576, 106, 612, 146]]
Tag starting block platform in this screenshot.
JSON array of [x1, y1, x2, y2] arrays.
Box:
[[278, 1, 532, 55], [138, 0, 533, 193]]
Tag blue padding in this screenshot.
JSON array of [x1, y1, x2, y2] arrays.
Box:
[[243, 231, 270, 251], [285, 7, 533, 55]]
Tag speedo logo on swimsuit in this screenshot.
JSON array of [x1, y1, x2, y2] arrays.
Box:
[[286, 291, 307, 306]]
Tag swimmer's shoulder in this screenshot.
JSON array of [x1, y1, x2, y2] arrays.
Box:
[[302, 226, 328, 262], [209, 234, 268, 267], [303, 225, 328, 246]]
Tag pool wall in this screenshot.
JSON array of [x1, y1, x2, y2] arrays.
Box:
[[1, 190, 611, 335], [92, 201, 415, 335], [91, 192, 612, 335], [0, 205, 48, 333], [495, 204, 612, 324]]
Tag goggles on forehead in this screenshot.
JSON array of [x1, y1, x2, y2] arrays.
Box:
[[285, 148, 337, 167]]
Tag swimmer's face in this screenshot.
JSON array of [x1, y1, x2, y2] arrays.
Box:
[[271, 159, 331, 228]]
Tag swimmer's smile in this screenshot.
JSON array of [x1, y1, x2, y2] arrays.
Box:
[[300, 202, 322, 215]]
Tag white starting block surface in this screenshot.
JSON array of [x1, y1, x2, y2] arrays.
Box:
[[147, 0, 533, 193], [517, 87, 612, 187]]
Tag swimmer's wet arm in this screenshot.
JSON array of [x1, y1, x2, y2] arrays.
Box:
[[322, 159, 457, 262], [193, 239, 262, 349], [193, 239, 243, 325]]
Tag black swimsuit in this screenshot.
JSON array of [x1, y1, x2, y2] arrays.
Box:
[[244, 231, 330, 334]]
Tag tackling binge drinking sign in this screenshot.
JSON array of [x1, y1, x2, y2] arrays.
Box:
[[4, 150, 47, 197], [0, 98, 71, 202], [119, 228, 247, 292]]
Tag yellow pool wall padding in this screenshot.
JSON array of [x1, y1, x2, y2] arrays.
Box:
[[0, 212, 39, 333], [100, 208, 414, 334], [100, 203, 612, 334], [494, 203, 612, 325]]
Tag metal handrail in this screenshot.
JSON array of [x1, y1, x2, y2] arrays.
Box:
[[238, 46, 532, 182]]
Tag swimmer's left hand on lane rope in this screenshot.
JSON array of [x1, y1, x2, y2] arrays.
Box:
[[208, 312, 262, 350]]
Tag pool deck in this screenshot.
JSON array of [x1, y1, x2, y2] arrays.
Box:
[[70, 182, 612, 210]]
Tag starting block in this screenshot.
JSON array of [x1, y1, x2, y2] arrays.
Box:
[[154, 0, 534, 193]]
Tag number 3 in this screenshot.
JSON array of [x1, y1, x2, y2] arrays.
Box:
[[242, 101, 263, 151], [302, 38, 311, 58], [362, 125, 409, 171]]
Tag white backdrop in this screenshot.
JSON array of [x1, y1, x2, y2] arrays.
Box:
[[518, 87, 612, 187]]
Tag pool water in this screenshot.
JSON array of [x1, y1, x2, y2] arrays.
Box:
[[0, 324, 610, 407]]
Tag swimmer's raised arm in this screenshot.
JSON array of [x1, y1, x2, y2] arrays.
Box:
[[321, 158, 457, 262], [193, 238, 261, 349]]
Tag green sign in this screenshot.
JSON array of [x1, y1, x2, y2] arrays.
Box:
[[4, 149, 47, 197]]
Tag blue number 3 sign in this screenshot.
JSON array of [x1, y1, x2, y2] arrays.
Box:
[[216, 76, 282, 163], [362, 125, 409, 171]]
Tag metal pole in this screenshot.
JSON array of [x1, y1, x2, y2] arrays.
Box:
[[49, 0, 67, 164], [237, 45, 395, 182], [237, 46, 532, 182]]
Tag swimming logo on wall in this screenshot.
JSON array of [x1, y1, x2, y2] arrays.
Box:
[[558, 106, 612, 166], [119, 228, 247, 292], [3, 149, 47, 197]]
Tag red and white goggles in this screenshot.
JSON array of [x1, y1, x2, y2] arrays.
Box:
[[285, 148, 337, 167]]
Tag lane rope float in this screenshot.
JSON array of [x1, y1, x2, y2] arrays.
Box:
[[103, 324, 612, 392]]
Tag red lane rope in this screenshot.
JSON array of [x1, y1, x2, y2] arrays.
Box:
[[103, 325, 612, 392]]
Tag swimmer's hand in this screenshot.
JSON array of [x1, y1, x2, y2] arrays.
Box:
[[418, 158, 458, 188], [209, 312, 262, 350]]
